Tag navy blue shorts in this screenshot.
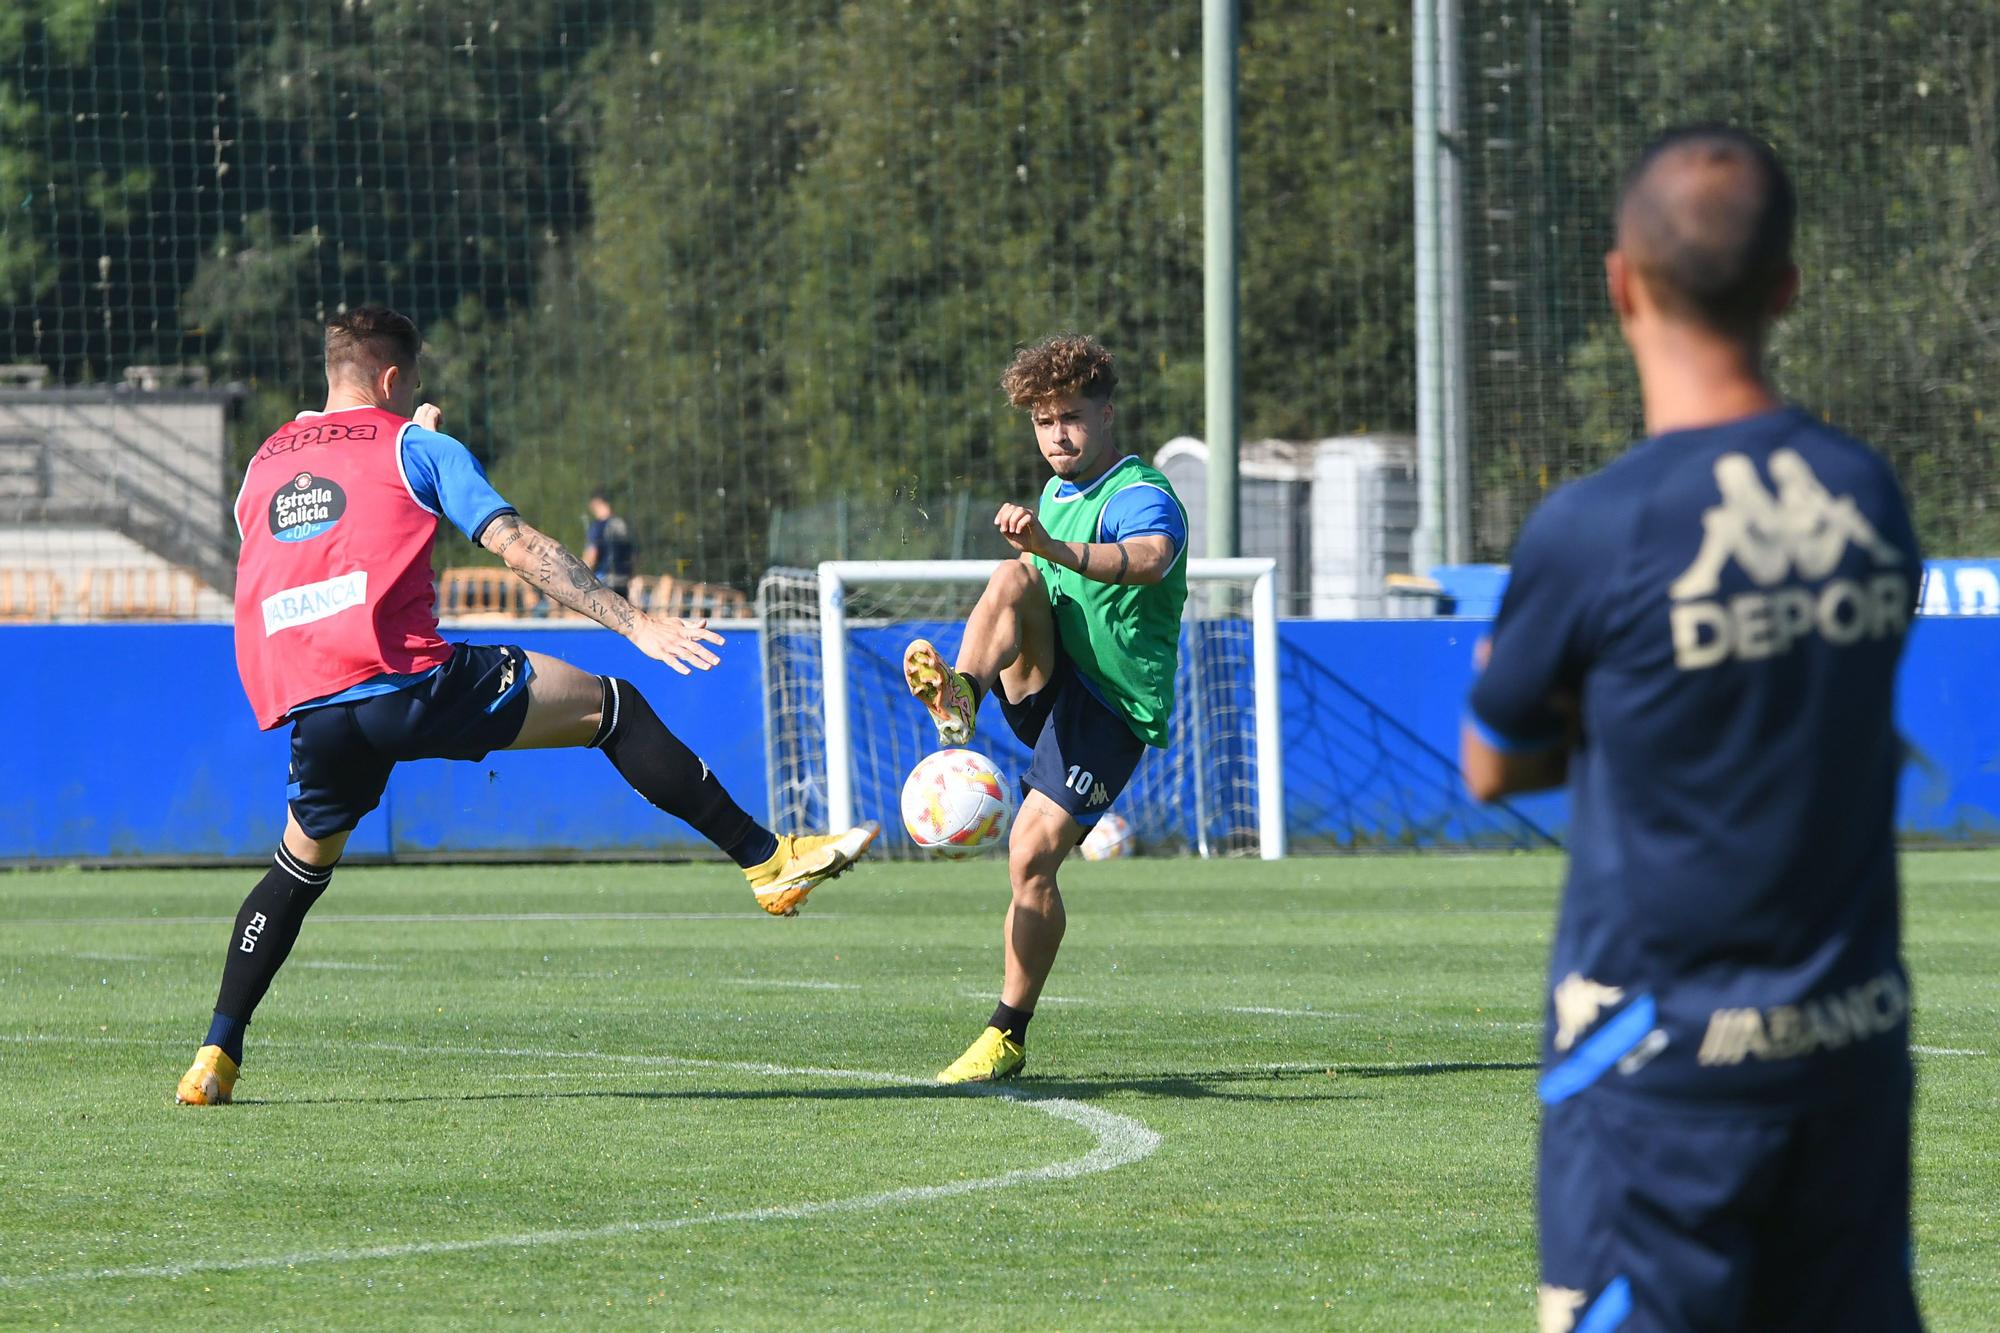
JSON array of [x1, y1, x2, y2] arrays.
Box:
[[287, 643, 536, 838], [998, 641, 1148, 829], [1538, 1076, 1918, 1332]]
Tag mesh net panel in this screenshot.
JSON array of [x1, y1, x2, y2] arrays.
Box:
[[6, 4, 1994, 590], [0, 1, 1412, 618], [757, 566, 1268, 858], [1458, 1, 2000, 557]]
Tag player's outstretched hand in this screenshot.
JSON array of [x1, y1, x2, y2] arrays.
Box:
[[413, 402, 443, 432], [628, 613, 725, 675], [994, 502, 1052, 558]]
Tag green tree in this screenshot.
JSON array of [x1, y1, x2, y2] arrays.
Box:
[[489, 0, 1416, 590], [1468, 0, 1999, 555]]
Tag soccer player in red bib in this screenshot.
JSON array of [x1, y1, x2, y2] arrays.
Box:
[[176, 306, 877, 1105]]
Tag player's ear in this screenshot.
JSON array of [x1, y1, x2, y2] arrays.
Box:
[[1769, 262, 1799, 319], [1604, 250, 1636, 322], [1099, 399, 1114, 429]]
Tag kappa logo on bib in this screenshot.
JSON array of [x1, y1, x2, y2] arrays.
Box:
[[269, 471, 347, 543]]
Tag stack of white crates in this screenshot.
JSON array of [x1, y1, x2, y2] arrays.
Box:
[[1153, 434, 1417, 618]]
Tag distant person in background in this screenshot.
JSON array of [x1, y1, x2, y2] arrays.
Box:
[[583, 491, 634, 601], [1462, 126, 1921, 1330], [176, 305, 877, 1107]]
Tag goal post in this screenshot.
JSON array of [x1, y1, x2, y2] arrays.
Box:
[[760, 558, 1285, 860]]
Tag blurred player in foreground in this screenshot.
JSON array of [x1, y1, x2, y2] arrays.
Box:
[[1463, 127, 1921, 1331], [177, 306, 875, 1105], [904, 334, 1188, 1082]]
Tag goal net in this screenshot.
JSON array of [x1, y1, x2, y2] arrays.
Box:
[[758, 559, 1285, 860]]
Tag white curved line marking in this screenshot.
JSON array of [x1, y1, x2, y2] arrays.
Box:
[[0, 1038, 1161, 1288], [11, 912, 815, 928]]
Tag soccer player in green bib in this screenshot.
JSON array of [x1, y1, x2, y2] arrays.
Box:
[[905, 334, 1188, 1082]]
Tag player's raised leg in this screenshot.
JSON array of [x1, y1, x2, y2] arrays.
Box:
[[516, 650, 876, 917], [905, 558, 1056, 745]]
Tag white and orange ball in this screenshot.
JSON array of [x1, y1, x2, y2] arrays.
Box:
[[901, 749, 1012, 858], [1079, 811, 1136, 861]]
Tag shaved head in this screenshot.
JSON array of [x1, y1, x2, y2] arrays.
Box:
[[1616, 125, 1795, 339]]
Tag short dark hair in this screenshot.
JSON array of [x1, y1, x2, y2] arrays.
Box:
[[1616, 124, 1795, 338], [589, 490, 611, 505], [325, 305, 422, 382]]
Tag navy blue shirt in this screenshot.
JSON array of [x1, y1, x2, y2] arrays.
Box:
[[586, 513, 633, 581], [1471, 408, 1919, 1107]]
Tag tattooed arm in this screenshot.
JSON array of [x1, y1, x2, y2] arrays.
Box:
[[480, 514, 722, 674]]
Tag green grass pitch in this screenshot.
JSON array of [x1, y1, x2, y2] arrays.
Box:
[[2, 852, 1995, 1329]]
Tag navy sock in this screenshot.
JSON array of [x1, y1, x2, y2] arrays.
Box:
[[593, 677, 779, 868], [206, 845, 333, 1064], [204, 1012, 248, 1065], [988, 1001, 1034, 1045]]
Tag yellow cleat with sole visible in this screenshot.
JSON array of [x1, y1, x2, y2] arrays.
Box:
[[903, 639, 977, 746], [176, 1045, 239, 1105], [936, 1025, 1026, 1084], [746, 821, 880, 917]]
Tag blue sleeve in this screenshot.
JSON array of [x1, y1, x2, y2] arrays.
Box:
[[1468, 487, 1603, 751], [399, 425, 516, 542], [1100, 483, 1187, 556]]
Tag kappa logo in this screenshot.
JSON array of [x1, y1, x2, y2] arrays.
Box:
[[1672, 449, 1902, 599], [1086, 781, 1111, 809], [1669, 450, 1910, 670], [1537, 1286, 1587, 1333], [1551, 972, 1625, 1053]]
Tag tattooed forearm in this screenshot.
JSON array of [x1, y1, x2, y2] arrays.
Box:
[[528, 537, 637, 631], [482, 514, 528, 561], [485, 515, 637, 633]]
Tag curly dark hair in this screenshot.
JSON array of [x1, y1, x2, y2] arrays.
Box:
[[1000, 333, 1117, 408]]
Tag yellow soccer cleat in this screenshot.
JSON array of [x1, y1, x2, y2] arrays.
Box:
[[936, 1025, 1026, 1084], [746, 821, 880, 917], [903, 639, 978, 746], [175, 1045, 239, 1106]]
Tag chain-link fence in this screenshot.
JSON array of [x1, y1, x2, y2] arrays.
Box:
[[0, 0, 1410, 614], [1461, 0, 1999, 557], [1, 1, 1992, 620]]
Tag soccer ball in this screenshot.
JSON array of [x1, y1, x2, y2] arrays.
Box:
[[901, 749, 1013, 858], [1079, 811, 1136, 861]]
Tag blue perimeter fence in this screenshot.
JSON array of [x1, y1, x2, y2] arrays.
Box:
[[7, 612, 2000, 862]]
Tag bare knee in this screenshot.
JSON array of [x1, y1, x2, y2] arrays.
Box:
[[985, 560, 1039, 605], [1009, 840, 1065, 909]]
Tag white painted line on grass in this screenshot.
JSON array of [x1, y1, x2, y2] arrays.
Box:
[[0, 1036, 1161, 1289], [296, 961, 402, 972], [1228, 1006, 1366, 1020], [723, 979, 860, 991], [72, 952, 153, 963], [1913, 1045, 1988, 1057], [8, 912, 821, 928]]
